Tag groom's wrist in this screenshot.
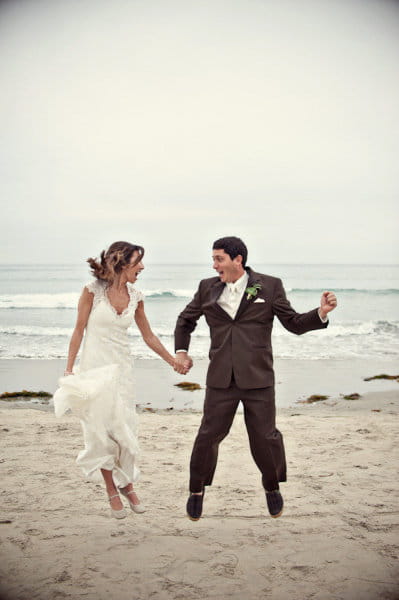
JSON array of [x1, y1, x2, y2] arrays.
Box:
[[318, 308, 328, 322], [176, 349, 188, 354]]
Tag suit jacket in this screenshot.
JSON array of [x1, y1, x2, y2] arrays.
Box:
[[174, 267, 328, 389]]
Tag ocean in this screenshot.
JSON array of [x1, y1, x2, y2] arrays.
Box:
[[0, 263, 398, 362]]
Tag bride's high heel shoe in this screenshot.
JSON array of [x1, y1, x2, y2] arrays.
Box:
[[108, 493, 127, 519], [120, 488, 146, 514]]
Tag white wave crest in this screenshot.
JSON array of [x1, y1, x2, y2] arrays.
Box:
[[0, 289, 194, 308], [1, 325, 73, 336], [273, 320, 399, 337], [0, 293, 80, 309], [142, 288, 194, 298]]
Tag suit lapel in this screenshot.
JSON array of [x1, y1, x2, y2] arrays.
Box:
[[234, 267, 260, 321], [209, 279, 225, 303], [208, 279, 232, 319]]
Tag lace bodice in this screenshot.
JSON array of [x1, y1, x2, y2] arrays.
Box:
[[85, 279, 144, 315], [78, 279, 144, 373]]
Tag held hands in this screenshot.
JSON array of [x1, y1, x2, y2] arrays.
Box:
[[319, 291, 337, 319], [173, 352, 193, 375]]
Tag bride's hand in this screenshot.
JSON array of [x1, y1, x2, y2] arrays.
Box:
[[173, 354, 192, 374], [173, 359, 188, 374], [63, 370, 74, 376]]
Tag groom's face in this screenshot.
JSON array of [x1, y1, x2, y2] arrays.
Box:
[[212, 249, 243, 283]]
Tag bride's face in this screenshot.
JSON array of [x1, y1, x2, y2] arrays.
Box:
[[124, 251, 144, 283]]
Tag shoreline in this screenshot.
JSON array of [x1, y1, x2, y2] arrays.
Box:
[[1, 357, 398, 411]]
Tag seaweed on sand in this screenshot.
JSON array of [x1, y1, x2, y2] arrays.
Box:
[[0, 390, 52, 401], [342, 393, 361, 400], [174, 382, 202, 391], [364, 374, 399, 382], [299, 394, 329, 404]]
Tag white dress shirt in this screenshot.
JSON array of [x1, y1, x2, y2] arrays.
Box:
[[217, 271, 249, 320]]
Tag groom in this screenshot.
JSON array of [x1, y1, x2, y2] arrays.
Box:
[[174, 236, 337, 520]]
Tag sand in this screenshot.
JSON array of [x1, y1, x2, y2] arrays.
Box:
[[1, 388, 398, 600]]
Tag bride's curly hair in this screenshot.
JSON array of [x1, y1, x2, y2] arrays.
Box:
[[87, 241, 144, 282]]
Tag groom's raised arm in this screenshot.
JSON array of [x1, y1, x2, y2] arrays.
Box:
[[174, 282, 204, 353], [272, 278, 329, 335]]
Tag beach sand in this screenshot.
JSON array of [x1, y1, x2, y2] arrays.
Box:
[[1, 387, 398, 600]]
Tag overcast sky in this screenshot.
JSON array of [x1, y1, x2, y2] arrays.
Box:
[[1, 0, 398, 265]]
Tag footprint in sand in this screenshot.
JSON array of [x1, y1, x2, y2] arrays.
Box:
[[54, 570, 72, 583], [289, 565, 317, 580], [209, 553, 239, 577], [24, 528, 42, 536]]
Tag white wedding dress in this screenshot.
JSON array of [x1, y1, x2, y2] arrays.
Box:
[[54, 279, 143, 487]]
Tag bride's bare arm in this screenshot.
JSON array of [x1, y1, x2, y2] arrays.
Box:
[[134, 301, 188, 374], [65, 288, 93, 374]]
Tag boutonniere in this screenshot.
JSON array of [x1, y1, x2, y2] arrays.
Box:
[[245, 283, 262, 300]]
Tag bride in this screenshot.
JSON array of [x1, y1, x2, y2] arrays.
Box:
[[54, 241, 189, 518]]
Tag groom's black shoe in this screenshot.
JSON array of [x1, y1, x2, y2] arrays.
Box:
[[186, 491, 204, 521], [266, 490, 284, 518]]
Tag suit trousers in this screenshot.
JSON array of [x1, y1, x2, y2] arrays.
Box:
[[189, 382, 287, 492]]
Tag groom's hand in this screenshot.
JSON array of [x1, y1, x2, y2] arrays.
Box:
[[174, 352, 193, 374], [319, 291, 337, 319]]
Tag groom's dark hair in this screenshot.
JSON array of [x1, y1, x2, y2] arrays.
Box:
[[213, 236, 248, 267]]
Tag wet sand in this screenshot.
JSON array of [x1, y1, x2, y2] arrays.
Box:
[[1, 357, 399, 410]]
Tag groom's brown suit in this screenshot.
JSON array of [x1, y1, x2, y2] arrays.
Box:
[[175, 267, 328, 492]]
